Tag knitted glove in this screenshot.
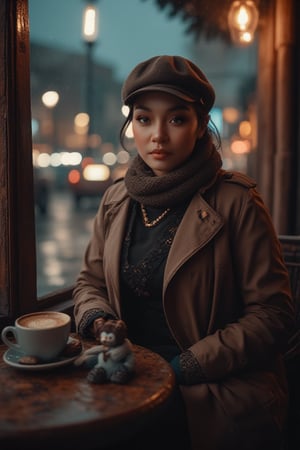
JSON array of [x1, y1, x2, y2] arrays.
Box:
[[170, 350, 207, 385], [79, 309, 117, 338]]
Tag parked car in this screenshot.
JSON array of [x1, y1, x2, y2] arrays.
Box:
[[67, 162, 113, 207]]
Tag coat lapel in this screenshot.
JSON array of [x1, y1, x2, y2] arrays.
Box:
[[164, 192, 224, 290]]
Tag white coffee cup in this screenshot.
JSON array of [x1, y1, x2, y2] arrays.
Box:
[[1, 311, 71, 362]]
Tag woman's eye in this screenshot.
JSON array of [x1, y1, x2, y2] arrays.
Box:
[[170, 116, 185, 125], [134, 115, 149, 124]]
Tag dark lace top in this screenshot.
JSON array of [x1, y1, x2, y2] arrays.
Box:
[[120, 200, 188, 361]]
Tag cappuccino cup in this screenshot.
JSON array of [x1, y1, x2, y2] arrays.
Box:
[[1, 311, 71, 362]]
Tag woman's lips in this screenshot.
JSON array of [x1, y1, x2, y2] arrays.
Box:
[[150, 150, 170, 160]]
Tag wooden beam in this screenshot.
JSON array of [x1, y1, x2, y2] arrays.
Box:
[[256, 0, 276, 212], [273, 0, 297, 233]]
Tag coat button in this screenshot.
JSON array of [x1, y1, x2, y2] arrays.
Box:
[[199, 210, 208, 220]]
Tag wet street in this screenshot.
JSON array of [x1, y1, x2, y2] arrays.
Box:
[[35, 189, 100, 297]]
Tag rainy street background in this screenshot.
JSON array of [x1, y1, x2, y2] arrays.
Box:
[[35, 188, 99, 297]]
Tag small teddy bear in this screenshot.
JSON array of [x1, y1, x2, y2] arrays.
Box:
[[75, 319, 135, 384]]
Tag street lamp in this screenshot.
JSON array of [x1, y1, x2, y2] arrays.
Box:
[[41, 91, 59, 109], [41, 90, 60, 153], [82, 1, 99, 156]]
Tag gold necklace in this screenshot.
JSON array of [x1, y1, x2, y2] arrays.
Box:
[[140, 204, 170, 228]]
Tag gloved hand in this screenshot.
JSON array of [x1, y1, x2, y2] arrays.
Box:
[[170, 355, 185, 384], [93, 317, 107, 341], [90, 312, 117, 340], [170, 351, 207, 385]]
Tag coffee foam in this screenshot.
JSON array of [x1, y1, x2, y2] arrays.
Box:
[[19, 313, 68, 329]]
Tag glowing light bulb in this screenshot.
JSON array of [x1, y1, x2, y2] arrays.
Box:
[[228, 1, 259, 46]]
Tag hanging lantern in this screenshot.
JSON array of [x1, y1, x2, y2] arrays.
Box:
[[228, 1, 259, 46]]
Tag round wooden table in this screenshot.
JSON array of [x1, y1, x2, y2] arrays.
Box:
[[0, 337, 175, 449]]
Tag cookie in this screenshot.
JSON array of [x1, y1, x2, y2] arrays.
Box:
[[18, 355, 40, 365], [60, 338, 82, 357]]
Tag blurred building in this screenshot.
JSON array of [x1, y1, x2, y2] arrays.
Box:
[[30, 42, 124, 154]]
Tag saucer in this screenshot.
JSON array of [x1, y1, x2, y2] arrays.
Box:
[[2, 337, 82, 371]]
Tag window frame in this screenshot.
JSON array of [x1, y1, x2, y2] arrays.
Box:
[[0, 0, 73, 332]]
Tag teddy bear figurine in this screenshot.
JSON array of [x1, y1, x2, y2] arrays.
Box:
[[75, 319, 135, 384]]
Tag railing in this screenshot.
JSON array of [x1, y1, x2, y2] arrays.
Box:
[[279, 235, 300, 325], [279, 235, 300, 450]]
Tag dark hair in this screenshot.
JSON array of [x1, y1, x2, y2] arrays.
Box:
[[119, 108, 133, 151], [119, 103, 221, 152]]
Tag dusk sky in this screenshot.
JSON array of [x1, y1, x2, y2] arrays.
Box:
[[29, 0, 192, 83], [29, 0, 257, 109]]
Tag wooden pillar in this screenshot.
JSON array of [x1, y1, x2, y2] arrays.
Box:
[[256, 0, 276, 212], [297, 3, 300, 233], [4, 0, 37, 315], [273, 0, 296, 233]]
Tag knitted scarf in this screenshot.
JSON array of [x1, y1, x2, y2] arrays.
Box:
[[124, 137, 222, 208]]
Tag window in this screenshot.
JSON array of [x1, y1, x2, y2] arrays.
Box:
[[0, 0, 73, 331]]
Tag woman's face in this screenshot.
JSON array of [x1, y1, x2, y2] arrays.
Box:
[[131, 92, 206, 176]]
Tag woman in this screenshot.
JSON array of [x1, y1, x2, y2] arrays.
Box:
[[73, 55, 294, 450]]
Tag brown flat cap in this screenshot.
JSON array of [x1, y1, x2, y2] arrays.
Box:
[[122, 55, 215, 112]]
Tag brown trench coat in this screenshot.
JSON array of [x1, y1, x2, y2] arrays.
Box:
[[73, 170, 295, 450]]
